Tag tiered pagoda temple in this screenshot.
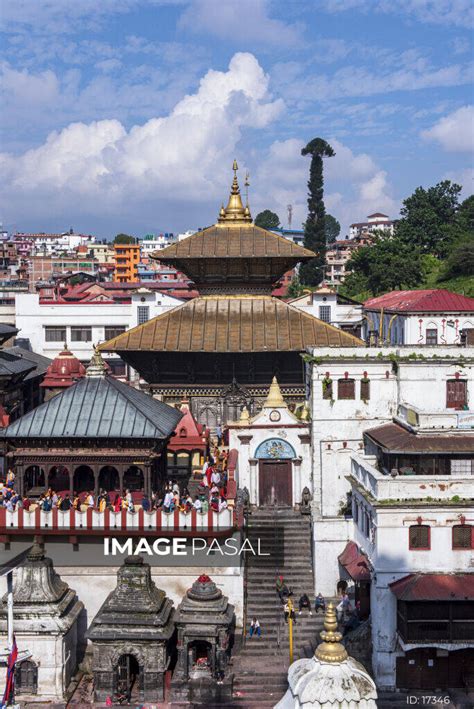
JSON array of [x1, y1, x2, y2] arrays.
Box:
[[101, 163, 362, 426]]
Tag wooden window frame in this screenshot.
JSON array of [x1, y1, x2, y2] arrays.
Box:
[[360, 379, 370, 401], [408, 524, 431, 550], [337, 378, 356, 400], [452, 524, 473, 550]]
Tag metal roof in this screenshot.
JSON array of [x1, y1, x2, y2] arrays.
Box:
[[4, 347, 51, 380], [2, 374, 182, 440], [364, 289, 474, 313], [390, 573, 474, 601], [364, 422, 474, 454], [100, 295, 364, 354], [0, 351, 35, 379], [153, 225, 315, 261]]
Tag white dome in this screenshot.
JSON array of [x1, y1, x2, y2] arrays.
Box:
[[275, 654, 377, 709]]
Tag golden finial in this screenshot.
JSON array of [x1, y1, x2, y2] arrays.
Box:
[[299, 401, 311, 421], [239, 406, 250, 423], [86, 344, 107, 378], [315, 602, 348, 663], [264, 376, 287, 409], [217, 160, 252, 225]]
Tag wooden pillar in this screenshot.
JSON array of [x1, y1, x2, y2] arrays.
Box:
[[68, 469, 74, 495], [118, 465, 124, 493], [17, 464, 24, 498], [144, 463, 151, 497], [93, 465, 99, 497], [44, 467, 50, 492]]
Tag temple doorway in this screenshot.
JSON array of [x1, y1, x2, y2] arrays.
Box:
[[258, 460, 292, 506], [73, 465, 94, 493], [116, 654, 140, 700], [188, 640, 212, 676], [99, 466, 119, 492]]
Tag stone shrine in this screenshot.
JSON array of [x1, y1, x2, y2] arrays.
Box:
[[171, 574, 235, 704], [86, 555, 175, 703], [0, 542, 84, 701]]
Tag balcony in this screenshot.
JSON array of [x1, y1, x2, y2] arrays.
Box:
[[397, 403, 474, 431], [350, 453, 474, 504]]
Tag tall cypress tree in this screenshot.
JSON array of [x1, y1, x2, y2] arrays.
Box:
[[299, 138, 335, 286]]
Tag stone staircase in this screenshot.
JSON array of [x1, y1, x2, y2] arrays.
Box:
[[232, 508, 325, 708]]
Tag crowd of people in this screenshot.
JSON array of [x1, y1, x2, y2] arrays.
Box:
[[0, 445, 231, 516]]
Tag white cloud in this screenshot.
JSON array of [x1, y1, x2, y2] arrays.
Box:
[[0, 53, 283, 220], [178, 0, 304, 46], [323, 0, 474, 29], [422, 105, 474, 153], [443, 167, 474, 199]]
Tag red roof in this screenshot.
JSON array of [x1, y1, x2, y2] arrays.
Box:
[[367, 212, 389, 218], [364, 289, 474, 313], [390, 573, 474, 601], [338, 541, 371, 582]]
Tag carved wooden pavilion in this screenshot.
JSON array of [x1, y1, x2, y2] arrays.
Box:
[[100, 163, 363, 426], [1, 350, 182, 496]]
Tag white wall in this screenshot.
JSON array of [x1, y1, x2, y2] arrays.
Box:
[[364, 310, 474, 345], [15, 292, 182, 360]]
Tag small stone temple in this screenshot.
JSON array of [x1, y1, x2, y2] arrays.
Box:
[[86, 555, 175, 703], [0, 542, 84, 701], [274, 602, 377, 709], [171, 574, 235, 704]]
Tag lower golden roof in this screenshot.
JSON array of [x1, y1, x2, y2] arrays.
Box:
[[99, 296, 363, 353]]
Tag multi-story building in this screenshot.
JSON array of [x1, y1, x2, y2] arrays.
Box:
[[14, 289, 184, 375], [289, 284, 362, 337], [350, 405, 474, 690], [307, 346, 474, 691], [86, 243, 115, 264], [13, 230, 96, 256], [114, 243, 140, 282], [363, 289, 474, 346], [349, 212, 396, 239], [140, 233, 175, 256], [325, 239, 358, 285], [30, 256, 100, 284]]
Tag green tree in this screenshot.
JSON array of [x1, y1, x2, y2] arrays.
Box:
[[287, 276, 305, 299], [299, 138, 335, 286], [324, 214, 340, 244], [114, 233, 136, 244], [343, 237, 424, 297], [254, 210, 280, 230], [396, 180, 462, 258], [443, 240, 474, 279]]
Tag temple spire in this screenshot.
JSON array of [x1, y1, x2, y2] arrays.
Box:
[[264, 376, 287, 409], [315, 601, 348, 663], [217, 160, 252, 225], [86, 345, 108, 378]]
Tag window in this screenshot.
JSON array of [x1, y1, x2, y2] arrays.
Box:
[[319, 305, 331, 323], [322, 378, 333, 400], [15, 660, 38, 694], [104, 326, 127, 340], [452, 525, 473, 549], [409, 525, 430, 550], [44, 326, 66, 342], [360, 379, 370, 400], [70, 326, 92, 342], [137, 306, 149, 324], [446, 379, 467, 409], [338, 378, 355, 400], [450, 459, 474, 475], [426, 328, 438, 345]]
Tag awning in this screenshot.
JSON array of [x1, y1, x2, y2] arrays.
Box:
[[338, 541, 371, 582], [390, 573, 474, 601]]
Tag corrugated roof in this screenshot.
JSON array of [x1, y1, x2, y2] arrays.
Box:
[[4, 347, 51, 380], [338, 541, 371, 582], [0, 351, 36, 379], [364, 289, 474, 313], [152, 225, 315, 260], [99, 296, 363, 353], [364, 422, 474, 453], [2, 375, 182, 440], [390, 573, 474, 601]]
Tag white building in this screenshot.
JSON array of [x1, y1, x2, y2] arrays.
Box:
[[290, 285, 362, 338], [228, 378, 311, 507], [363, 289, 474, 346], [349, 213, 395, 239], [350, 408, 474, 691], [140, 233, 175, 256], [307, 346, 474, 691], [14, 289, 183, 366], [14, 231, 96, 256]]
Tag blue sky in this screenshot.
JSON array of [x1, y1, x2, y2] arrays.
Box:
[[1, 0, 473, 238]]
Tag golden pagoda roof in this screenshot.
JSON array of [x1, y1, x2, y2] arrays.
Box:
[[153, 224, 315, 261], [100, 295, 363, 354]]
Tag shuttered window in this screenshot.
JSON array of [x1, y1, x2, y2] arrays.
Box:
[[360, 379, 370, 400], [338, 378, 355, 400], [452, 525, 473, 549], [409, 525, 430, 550]]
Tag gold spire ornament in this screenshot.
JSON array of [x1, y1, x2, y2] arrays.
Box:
[[239, 406, 250, 423], [315, 602, 348, 663], [86, 344, 108, 378], [217, 160, 253, 225], [264, 376, 287, 409]]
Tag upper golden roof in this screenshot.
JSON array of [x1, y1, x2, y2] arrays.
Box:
[[217, 160, 252, 225]]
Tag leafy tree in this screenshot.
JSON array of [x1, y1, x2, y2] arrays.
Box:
[[254, 210, 280, 230], [299, 138, 335, 286], [343, 237, 423, 297], [114, 233, 136, 244], [324, 214, 340, 244], [287, 276, 305, 299], [396, 180, 462, 258]]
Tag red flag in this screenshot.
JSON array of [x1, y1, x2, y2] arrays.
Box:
[[2, 635, 18, 705]]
